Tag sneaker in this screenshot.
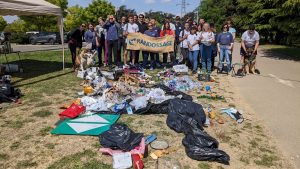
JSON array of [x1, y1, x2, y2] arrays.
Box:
[[150, 67, 154, 71]]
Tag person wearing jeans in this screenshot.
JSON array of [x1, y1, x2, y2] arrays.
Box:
[[217, 24, 233, 72], [67, 24, 85, 69], [199, 23, 215, 73], [142, 22, 159, 70], [187, 26, 200, 74], [103, 15, 121, 68]]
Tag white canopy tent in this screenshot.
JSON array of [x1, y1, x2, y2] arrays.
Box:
[[0, 0, 65, 69]]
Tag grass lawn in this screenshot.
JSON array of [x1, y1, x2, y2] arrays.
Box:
[[0, 49, 293, 169], [261, 44, 300, 60]]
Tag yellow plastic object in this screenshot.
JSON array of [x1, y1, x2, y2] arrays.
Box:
[[73, 99, 81, 105], [84, 86, 93, 94], [209, 111, 216, 119]]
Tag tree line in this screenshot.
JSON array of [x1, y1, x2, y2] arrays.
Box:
[[198, 0, 300, 45]]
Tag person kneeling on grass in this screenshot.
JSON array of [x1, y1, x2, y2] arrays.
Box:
[[142, 23, 159, 70], [187, 26, 200, 74], [217, 23, 234, 73]]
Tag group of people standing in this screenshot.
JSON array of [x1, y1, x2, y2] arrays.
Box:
[[67, 13, 260, 74]]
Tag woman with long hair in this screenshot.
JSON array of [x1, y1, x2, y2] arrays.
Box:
[[160, 22, 175, 67], [199, 22, 215, 73]]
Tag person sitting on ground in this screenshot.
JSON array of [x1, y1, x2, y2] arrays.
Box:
[[123, 14, 139, 67], [179, 22, 190, 65], [160, 22, 175, 67], [142, 22, 159, 70], [217, 23, 234, 73], [187, 26, 200, 74], [240, 24, 260, 74]]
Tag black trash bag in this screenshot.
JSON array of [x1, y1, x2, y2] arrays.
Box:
[[134, 99, 171, 114], [99, 124, 143, 151], [154, 84, 193, 101], [183, 128, 219, 148], [184, 144, 230, 164], [166, 99, 206, 133]]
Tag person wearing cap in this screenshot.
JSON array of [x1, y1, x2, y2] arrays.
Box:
[[67, 23, 86, 69], [240, 24, 260, 73]]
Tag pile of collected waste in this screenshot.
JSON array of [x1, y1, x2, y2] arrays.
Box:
[[51, 65, 231, 168]]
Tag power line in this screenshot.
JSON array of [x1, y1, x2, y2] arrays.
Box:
[[176, 0, 189, 17]]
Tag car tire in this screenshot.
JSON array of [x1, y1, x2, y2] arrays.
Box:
[[30, 40, 36, 45], [49, 39, 55, 45]]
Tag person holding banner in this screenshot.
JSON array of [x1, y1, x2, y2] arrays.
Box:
[[187, 26, 200, 74], [142, 22, 159, 70], [123, 15, 139, 66], [160, 22, 175, 67], [151, 19, 163, 68]]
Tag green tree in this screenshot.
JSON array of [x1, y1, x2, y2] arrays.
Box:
[[84, 0, 115, 23], [3, 19, 28, 33], [20, 0, 68, 32], [145, 10, 175, 25], [64, 5, 86, 31], [0, 16, 8, 31], [115, 5, 136, 22]]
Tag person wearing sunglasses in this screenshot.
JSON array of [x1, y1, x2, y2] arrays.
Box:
[[217, 23, 234, 73], [134, 14, 148, 65], [67, 23, 86, 69], [142, 23, 159, 70], [103, 15, 122, 68]]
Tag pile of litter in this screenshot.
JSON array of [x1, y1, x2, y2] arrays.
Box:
[[51, 65, 232, 168]]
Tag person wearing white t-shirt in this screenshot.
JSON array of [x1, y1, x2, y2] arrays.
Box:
[[241, 24, 260, 73], [123, 15, 139, 66], [179, 22, 190, 64], [187, 26, 200, 74], [199, 23, 215, 73]]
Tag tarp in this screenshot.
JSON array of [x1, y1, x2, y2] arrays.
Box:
[[51, 114, 120, 136], [0, 0, 65, 69], [126, 33, 175, 53]]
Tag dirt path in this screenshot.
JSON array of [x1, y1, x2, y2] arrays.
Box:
[[229, 42, 300, 168]]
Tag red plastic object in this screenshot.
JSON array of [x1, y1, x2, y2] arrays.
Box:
[[132, 154, 144, 169], [59, 103, 85, 119]]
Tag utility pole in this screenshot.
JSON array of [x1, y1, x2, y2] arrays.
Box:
[[176, 0, 189, 17]]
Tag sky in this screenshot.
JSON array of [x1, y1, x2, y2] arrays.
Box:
[[4, 0, 200, 23]]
